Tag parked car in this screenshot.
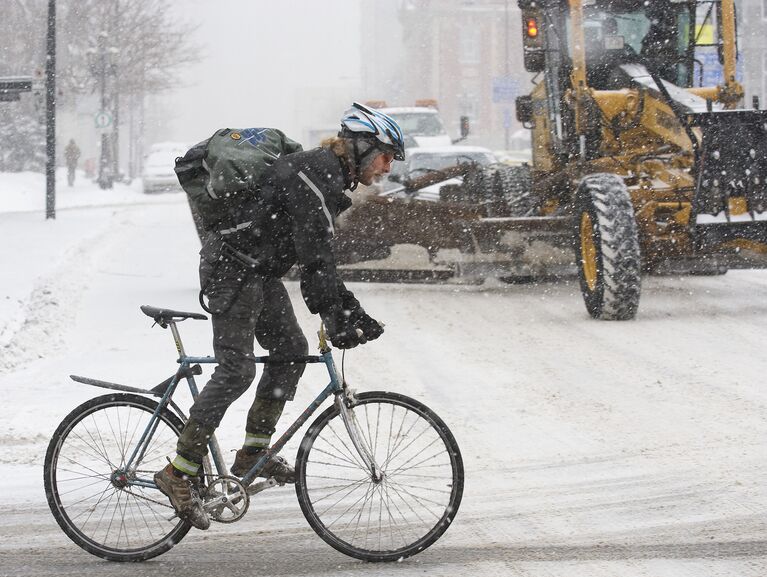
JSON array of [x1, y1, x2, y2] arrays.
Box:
[[379, 145, 498, 201], [142, 142, 189, 193]]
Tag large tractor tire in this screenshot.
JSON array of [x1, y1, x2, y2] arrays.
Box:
[[461, 166, 492, 205], [575, 173, 641, 320], [496, 164, 535, 216], [462, 164, 535, 217]]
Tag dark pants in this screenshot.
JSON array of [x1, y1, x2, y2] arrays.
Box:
[[176, 256, 308, 463]]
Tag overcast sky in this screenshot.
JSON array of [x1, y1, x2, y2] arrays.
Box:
[[156, 0, 362, 145]]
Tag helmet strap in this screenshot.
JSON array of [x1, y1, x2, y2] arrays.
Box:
[[339, 133, 382, 191]]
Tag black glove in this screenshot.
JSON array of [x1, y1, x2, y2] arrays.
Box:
[[322, 307, 364, 349], [353, 311, 384, 341]]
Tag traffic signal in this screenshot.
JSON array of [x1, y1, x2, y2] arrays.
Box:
[[0, 77, 33, 102]]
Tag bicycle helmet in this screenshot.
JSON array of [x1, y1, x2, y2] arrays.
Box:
[[340, 102, 406, 161]]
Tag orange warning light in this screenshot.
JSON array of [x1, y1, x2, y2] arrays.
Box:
[[526, 18, 539, 38]]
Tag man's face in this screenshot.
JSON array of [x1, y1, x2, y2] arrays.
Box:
[[358, 151, 395, 186]]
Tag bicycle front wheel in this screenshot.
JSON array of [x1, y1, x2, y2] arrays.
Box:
[[43, 393, 190, 561], [295, 391, 463, 562]]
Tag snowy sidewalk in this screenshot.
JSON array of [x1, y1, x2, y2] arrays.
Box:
[[0, 169, 184, 352]]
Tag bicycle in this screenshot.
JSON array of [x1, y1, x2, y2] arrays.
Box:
[[44, 305, 464, 563]]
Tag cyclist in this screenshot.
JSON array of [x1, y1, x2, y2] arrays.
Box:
[[154, 103, 405, 530]]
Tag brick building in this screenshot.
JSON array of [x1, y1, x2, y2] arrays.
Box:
[[361, 0, 531, 150]]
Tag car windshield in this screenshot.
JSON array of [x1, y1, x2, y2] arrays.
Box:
[[387, 113, 446, 137], [408, 151, 495, 173]]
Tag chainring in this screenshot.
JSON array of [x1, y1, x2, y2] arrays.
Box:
[[203, 475, 250, 523]]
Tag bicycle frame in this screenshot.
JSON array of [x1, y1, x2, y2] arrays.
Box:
[[82, 319, 379, 492]]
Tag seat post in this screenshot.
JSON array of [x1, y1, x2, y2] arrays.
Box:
[[168, 322, 187, 359]]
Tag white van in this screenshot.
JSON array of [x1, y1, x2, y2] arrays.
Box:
[[379, 106, 454, 148]]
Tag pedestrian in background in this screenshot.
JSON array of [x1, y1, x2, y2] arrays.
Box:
[[64, 139, 81, 187]]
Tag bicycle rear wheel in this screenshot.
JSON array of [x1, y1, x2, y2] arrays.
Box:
[[44, 393, 190, 561], [295, 391, 463, 562]]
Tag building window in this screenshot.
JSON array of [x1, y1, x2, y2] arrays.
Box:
[[460, 27, 481, 64]]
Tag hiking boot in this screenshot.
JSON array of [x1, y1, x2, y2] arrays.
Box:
[[231, 448, 296, 484], [154, 464, 210, 530]]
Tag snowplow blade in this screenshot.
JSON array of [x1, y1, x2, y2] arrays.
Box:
[[334, 207, 576, 283], [455, 215, 574, 252]]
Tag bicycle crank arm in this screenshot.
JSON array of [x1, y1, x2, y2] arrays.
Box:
[[246, 477, 278, 495]]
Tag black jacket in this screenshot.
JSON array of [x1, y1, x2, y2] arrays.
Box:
[[202, 147, 358, 315]]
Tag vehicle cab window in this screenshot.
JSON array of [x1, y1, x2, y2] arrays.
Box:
[[568, 2, 694, 89]]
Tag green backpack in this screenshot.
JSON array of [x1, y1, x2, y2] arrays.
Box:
[[174, 127, 303, 233]]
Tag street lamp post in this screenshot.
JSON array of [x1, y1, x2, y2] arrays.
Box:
[[90, 31, 116, 190], [45, 0, 56, 218], [504, 0, 511, 150]]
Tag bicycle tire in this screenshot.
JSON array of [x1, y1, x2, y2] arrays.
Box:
[[295, 391, 463, 562], [43, 393, 191, 561]]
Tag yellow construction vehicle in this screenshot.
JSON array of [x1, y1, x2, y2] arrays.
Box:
[[510, 0, 767, 319], [335, 0, 767, 319]]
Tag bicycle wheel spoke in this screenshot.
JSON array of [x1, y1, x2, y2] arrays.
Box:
[[383, 422, 437, 470], [385, 480, 434, 525], [345, 483, 376, 543], [382, 480, 412, 549], [126, 490, 162, 540], [306, 458, 364, 471], [326, 422, 369, 471], [381, 412, 425, 472], [69, 428, 115, 469], [323, 481, 376, 527], [387, 479, 447, 514], [308, 444, 367, 471], [305, 476, 369, 505], [315, 477, 372, 520], [382, 405, 411, 467], [57, 451, 111, 486], [56, 476, 111, 499], [384, 480, 423, 544], [54, 469, 110, 483], [386, 480, 453, 495], [99, 411, 125, 469], [353, 406, 375, 457], [65, 481, 116, 516], [387, 446, 448, 477]]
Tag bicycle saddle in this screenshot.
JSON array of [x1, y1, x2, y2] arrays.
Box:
[[140, 305, 208, 325]]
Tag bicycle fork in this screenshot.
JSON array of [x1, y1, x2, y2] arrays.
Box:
[[335, 391, 383, 483]]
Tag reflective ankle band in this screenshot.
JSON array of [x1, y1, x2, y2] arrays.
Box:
[[244, 432, 271, 448], [172, 455, 201, 476]]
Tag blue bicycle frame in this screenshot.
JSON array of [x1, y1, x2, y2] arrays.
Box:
[[70, 319, 349, 491]]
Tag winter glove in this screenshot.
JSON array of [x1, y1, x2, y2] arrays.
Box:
[[353, 312, 384, 341], [322, 307, 364, 349]]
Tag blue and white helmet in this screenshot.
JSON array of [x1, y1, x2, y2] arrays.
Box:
[[340, 102, 405, 161]]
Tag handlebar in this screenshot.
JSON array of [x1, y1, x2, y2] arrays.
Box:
[[317, 322, 385, 353]]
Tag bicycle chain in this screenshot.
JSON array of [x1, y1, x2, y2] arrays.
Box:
[[120, 487, 174, 509]]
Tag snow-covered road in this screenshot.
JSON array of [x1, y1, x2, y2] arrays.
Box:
[[0, 181, 765, 576]]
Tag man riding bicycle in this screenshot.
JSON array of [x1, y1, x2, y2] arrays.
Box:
[[155, 103, 406, 530]]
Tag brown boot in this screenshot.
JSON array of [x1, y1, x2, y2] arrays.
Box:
[[230, 449, 296, 484], [154, 464, 210, 530]]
